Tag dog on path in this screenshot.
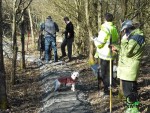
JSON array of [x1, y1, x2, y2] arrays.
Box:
[[52, 71, 79, 92]]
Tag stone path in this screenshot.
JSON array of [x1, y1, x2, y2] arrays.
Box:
[[3, 39, 94, 113], [36, 61, 93, 113]]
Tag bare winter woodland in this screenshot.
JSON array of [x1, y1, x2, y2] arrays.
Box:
[[0, 0, 150, 113]]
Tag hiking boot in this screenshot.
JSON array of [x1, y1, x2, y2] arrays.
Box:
[[104, 87, 109, 94], [41, 57, 45, 61], [125, 97, 140, 113], [54, 60, 58, 62], [125, 107, 140, 113], [59, 55, 66, 59], [54, 58, 58, 62]]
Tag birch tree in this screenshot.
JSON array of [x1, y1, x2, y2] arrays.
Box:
[[28, 8, 34, 45]]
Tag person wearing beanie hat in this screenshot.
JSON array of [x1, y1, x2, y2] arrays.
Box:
[[111, 20, 145, 113], [120, 20, 133, 31]]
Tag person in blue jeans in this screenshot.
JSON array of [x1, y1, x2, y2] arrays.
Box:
[[40, 16, 58, 63]]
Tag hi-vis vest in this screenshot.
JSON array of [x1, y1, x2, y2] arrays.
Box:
[[94, 22, 119, 60]]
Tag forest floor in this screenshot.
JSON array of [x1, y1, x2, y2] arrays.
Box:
[[1, 39, 150, 113]]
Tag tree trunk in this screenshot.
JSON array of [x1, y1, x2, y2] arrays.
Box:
[[28, 8, 35, 46], [135, 0, 141, 22], [74, 0, 82, 55], [120, 0, 128, 19], [0, 0, 4, 72], [11, 1, 18, 85], [97, 0, 102, 31], [20, 17, 26, 69], [0, 0, 8, 109], [95, 0, 102, 64], [0, 73, 8, 109], [85, 0, 94, 65]]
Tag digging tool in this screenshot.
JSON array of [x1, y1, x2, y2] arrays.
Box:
[[91, 64, 101, 94], [109, 33, 113, 113]]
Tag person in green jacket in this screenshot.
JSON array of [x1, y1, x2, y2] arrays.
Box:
[[93, 13, 119, 96], [111, 20, 145, 113]]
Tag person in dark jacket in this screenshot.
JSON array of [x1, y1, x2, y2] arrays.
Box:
[[40, 16, 58, 63], [60, 17, 74, 62]]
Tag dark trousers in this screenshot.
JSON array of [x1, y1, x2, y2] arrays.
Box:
[[122, 80, 138, 102], [100, 59, 113, 93], [61, 38, 73, 60]]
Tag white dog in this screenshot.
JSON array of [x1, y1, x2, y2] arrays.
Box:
[[52, 71, 79, 92]]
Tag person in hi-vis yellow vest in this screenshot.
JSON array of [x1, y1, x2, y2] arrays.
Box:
[[93, 13, 119, 96]]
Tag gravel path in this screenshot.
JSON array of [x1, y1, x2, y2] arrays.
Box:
[[36, 61, 93, 113]]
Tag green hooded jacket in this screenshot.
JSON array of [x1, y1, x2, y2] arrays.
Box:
[[117, 29, 145, 81]]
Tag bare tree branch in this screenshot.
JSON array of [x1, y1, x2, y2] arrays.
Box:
[[16, 0, 33, 24]]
